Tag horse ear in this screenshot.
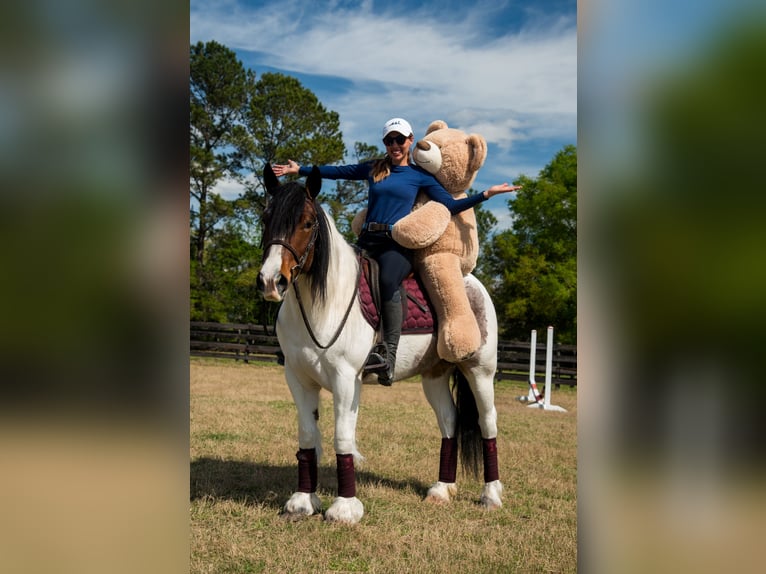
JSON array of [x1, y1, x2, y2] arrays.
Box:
[[306, 166, 322, 199], [264, 163, 280, 195]]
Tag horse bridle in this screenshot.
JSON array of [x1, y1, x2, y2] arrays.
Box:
[[262, 199, 360, 350], [263, 221, 320, 281], [263, 194, 321, 281]]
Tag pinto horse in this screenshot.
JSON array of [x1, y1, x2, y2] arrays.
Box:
[[256, 164, 502, 524]]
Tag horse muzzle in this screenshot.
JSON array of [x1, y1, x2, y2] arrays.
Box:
[[256, 269, 288, 302]]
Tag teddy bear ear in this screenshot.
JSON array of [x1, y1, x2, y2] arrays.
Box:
[[466, 134, 488, 172], [426, 120, 448, 135]]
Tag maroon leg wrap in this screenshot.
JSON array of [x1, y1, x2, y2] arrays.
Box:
[[296, 448, 317, 493], [336, 453, 356, 498], [483, 438, 499, 483], [438, 437, 458, 483]]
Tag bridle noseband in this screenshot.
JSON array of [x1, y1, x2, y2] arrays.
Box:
[[263, 219, 320, 281]]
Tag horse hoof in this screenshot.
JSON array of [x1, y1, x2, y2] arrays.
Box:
[[324, 496, 364, 524], [425, 481, 457, 504], [283, 492, 322, 518], [479, 480, 504, 510]]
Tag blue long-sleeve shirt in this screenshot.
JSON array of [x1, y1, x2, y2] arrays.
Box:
[[298, 162, 487, 226]]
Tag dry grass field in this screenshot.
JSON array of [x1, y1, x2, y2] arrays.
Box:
[[190, 357, 577, 573]]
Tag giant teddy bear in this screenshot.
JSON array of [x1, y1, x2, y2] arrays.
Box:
[[353, 120, 487, 362]]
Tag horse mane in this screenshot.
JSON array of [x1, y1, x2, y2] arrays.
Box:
[[263, 181, 332, 304]]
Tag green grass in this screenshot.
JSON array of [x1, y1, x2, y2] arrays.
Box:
[[191, 357, 577, 573]]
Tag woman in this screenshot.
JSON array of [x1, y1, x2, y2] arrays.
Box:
[[272, 117, 519, 386]]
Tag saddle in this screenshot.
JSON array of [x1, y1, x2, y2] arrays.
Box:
[[357, 250, 436, 336]]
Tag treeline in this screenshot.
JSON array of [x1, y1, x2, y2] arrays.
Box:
[[190, 40, 576, 343]]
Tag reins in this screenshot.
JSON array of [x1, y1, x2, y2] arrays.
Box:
[[264, 205, 360, 350], [293, 254, 361, 350]]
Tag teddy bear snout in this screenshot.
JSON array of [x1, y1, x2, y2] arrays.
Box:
[[412, 140, 442, 174]]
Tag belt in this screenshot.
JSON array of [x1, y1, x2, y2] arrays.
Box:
[[362, 222, 393, 232]]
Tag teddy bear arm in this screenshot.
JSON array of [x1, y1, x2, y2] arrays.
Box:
[[351, 208, 367, 237], [391, 202, 451, 249]]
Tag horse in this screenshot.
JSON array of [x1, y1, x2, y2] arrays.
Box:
[[256, 163, 503, 524]]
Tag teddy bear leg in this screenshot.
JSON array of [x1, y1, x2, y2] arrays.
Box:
[[419, 255, 482, 363]]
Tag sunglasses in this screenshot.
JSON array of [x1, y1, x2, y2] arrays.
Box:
[[383, 134, 408, 146]]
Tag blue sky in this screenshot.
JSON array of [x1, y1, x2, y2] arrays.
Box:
[[190, 0, 577, 229]]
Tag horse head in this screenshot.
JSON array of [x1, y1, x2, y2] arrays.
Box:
[[257, 164, 327, 302]]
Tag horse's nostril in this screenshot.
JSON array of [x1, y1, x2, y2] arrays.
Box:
[[278, 275, 288, 291]]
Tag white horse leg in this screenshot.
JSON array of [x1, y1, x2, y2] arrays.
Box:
[[462, 367, 504, 510], [421, 374, 459, 503], [324, 371, 364, 524], [282, 370, 323, 518]]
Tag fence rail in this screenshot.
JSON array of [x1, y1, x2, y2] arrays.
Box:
[[190, 322, 576, 386], [190, 321, 284, 364]]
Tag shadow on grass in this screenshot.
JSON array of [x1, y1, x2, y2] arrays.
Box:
[[190, 457, 430, 510]]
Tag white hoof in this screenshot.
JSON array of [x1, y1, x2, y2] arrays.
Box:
[[425, 481, 457, 504], [283, 491, 322, 518], [324, 496, 364, 524], [480, 480, 504, 510]]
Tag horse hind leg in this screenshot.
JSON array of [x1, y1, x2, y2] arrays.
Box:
[[479, 437, 503, 510], [456, 368, 504, 510], [425, 437, 459, 504], [422, 376, 459, 504]]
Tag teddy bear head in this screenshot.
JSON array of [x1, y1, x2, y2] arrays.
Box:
[[411, 120, 487, 195]]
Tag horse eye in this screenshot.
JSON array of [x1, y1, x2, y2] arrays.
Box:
[[304, 220, 314, 230]]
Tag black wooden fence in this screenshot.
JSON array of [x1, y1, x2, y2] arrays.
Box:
[[190, 321, 284, 364], [190, 322, 576, 387]]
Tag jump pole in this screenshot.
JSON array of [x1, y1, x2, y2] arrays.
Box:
[[517, 329, 543, 403], [527, 326, 567, 412]]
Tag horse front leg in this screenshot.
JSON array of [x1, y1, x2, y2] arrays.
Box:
[[283, 373, 322, 518], [324, 371, 364, 524]]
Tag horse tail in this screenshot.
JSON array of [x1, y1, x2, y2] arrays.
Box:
[[453, 369, 481, 479]]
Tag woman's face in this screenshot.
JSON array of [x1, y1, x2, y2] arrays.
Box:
[[383, 132, 413, 165]]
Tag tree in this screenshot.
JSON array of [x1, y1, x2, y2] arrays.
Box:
[[485, 145, 577, 342], [190, 41, 253, 320], [234, 72, 345, 220], [472, 199, 499, 287]]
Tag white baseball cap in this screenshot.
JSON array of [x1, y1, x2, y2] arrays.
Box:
[[382, 117, 413, 138]]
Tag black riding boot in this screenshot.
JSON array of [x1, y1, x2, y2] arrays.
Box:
[[376, 298, 403, 386]]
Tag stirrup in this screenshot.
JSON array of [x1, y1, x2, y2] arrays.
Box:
[[364, 351, 387, 373]]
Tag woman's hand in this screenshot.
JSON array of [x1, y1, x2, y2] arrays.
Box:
[[271, 160, 300, 177], [483, 183, 522, 199]]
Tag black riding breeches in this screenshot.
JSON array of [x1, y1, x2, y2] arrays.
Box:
[[357, 231, 413, 302]]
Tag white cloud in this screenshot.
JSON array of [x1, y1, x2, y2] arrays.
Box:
[[191, 1, 575, 117], [211, 176, 246, 201], [191, 0, 576, 231]]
